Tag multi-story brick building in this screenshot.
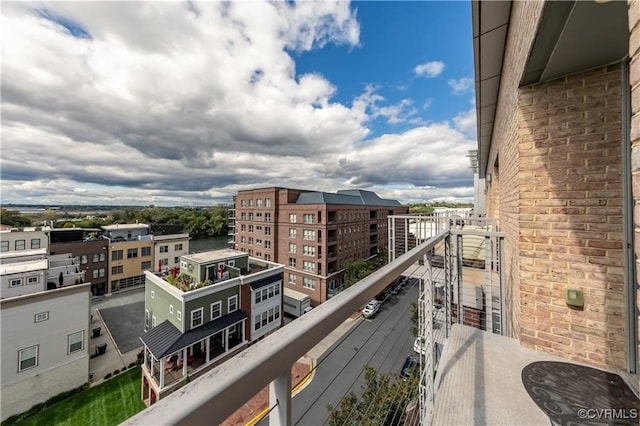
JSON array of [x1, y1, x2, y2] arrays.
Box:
[[473, 0, 638, 379], [232, 187, 407, 305], [49, 228, 109, 296]]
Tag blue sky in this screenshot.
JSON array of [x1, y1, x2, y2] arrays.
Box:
[[1, 1, 477, 206]]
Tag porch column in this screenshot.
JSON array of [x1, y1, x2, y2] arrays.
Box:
[[159, 358, 165, 389], [269, 369, 291, 426], [225, 328, 229, 352], [242, 320, 246, 343], [151, 355, 155, 377], [206, 336, 210, 363], [182, 348, 188, 376]]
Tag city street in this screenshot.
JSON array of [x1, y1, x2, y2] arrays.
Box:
[[260, 278, 419, 426]]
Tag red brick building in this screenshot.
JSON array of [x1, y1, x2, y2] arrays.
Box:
[[231, 188, 407, 305]]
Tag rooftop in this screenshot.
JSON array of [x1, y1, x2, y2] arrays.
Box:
[[0, 259, 48, 275], [181, 249, 245, 265], [102, 224, 149, 231], [295, 189, 403, 207]]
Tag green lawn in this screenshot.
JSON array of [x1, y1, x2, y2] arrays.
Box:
[[16, 367, 146, 426]]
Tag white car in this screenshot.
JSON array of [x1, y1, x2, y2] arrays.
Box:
[[362, 300, 381, 319], [413, 337, 426, 355]]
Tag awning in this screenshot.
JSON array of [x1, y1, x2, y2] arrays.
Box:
[[140, 310, 247, 359]]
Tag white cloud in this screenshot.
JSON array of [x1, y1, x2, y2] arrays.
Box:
[[414, 61, 444, 78], [1, 1, 475, 206], [448, 77, 474, 94]]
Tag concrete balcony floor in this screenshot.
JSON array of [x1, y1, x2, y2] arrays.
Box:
[[433, 324, 639, 425]]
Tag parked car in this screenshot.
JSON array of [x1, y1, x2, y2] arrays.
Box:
[[390, 283, 402, 295], [376, 290, 391, 304], [413, 337, 426, 355], [362, 300, 381, 319], [400, 355, 418, 379]]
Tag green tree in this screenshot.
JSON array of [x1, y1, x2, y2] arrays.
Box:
[[0, 209, 32, 227], [343, 259, 373, 288], [327, 366, 419, 426], [411, 302, 419, 337]]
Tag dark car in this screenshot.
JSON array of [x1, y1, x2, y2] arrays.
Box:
[[390, 283, 402, 295], [400, 355, 417, 379], [376, 290, 391, 304]]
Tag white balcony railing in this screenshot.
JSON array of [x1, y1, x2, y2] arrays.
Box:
[[126, 215, 504, 426]]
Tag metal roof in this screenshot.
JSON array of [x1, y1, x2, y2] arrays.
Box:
[[295, 189, 402, 207], [140, 310, 248, 359]]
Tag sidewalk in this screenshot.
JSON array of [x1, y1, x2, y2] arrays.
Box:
[[88, 308, 140, 386], [223, 312, 363, 426]]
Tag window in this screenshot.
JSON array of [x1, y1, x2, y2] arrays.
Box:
[[264, 226, 271, 236], [10, 278, 22, 287], [177, 310, 182, 321], [112, 265, 123, 275], [169, 304, 174, 315], [303, 214, 314, 224], [160, 245, 169, 253], [15, 240, 25, 250], [289, 228, 297, 238], [211, 301, 222, 320], [175, 243, 183, 251], [303, 230, 315, 241], [265, 254, 271, 261], [256, 198, 263, 207], [93, 269, 99, 279], [152, 315, 157, 327], [31, 239, 41, 249], [241, 224, 246, 232], [141, 247, 151, 257], [161, 258, 168, 266], [141, 261, 151, 270], [99, 268, 105, 277], [249, 237, 254, 244], [93, 254, 100, 262], [241, 212, 246, 220], [127, 248, 138, 259], [18, 346, 38, 372], [241, 199, 246, 207], [35, 312, 49, 323], [303, 245, 315, 256], [254, 315, 260, 331], [191, 308, 203, 328], [303, 277, 315, 289], [81, 255, 88, 264], [289, 213, 297, 223], [289, 273, 297, 284], [289, 243, 296, 253], [303, 261, 315, 272], [27, 276, 39, 285], [0, 241, 7, 252], [265, 198, 272, 207], [249, 225, 254, 232], [255, 290, 262, 304], [249, 213, 254, 221], [249, 199, 254, 207], [265, 241, 271, 249], [241, 236, 246, 243], [265, 213, 271, 222], [174, 257, 179, 264], [289, 258, 296, 267], [228, 295, 238, 312], [112, 250, 123, 261], [68, 331, 84, 354]]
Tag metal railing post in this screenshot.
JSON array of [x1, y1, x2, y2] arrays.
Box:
[[269, 369, 291, 426]]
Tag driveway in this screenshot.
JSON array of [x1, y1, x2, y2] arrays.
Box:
[[98, 300, 145, 354]]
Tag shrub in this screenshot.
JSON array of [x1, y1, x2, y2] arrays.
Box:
[[128, 362, 137, 368], [104, 373, 112, 380], [121, 365, 128, 371], [113, 369, 120, 375]]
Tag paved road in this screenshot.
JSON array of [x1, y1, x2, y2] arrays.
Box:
[[92, 288, 146, 354], [290, 278, 419, 426]]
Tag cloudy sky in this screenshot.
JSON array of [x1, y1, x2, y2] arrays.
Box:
[[1, 1, 477, 207]]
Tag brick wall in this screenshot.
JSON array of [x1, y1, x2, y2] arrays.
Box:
[[487, 1, 546, 339], [517, 64, 625, 369], [628, 0, 640, 372]]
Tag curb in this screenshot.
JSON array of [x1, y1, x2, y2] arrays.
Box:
[[244, 360, 314, 426]]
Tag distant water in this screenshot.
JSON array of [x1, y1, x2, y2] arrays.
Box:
[[189, 235, 230, 253]]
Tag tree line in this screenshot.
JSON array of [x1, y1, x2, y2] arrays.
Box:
[[0, 206, 230, 239]]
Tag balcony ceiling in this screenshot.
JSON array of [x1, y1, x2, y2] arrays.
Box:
[[473, 0, 629, 177]]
